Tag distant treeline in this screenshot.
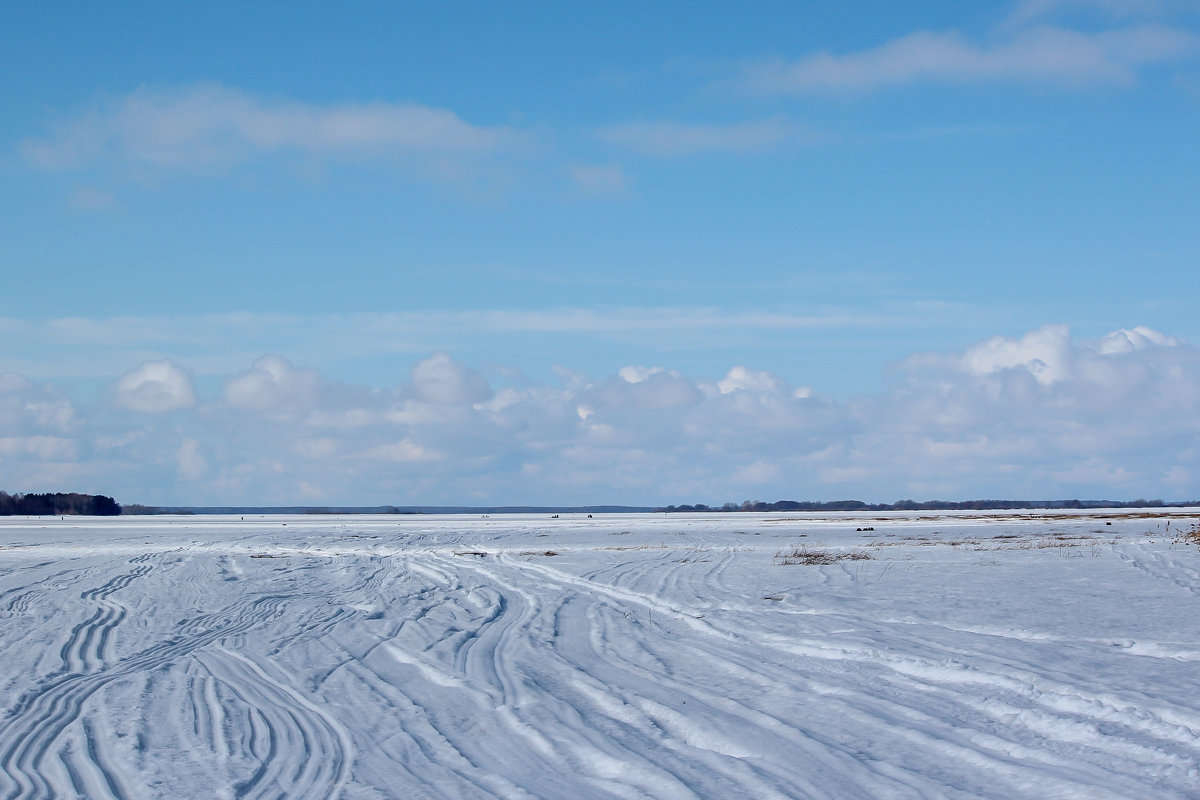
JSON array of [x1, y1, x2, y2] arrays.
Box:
[[658, 498, 1197, 513], [0, 491, 121, 516], [123, 505, 654, 515]]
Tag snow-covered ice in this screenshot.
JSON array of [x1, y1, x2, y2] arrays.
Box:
[[1, 510, 1199, 799]]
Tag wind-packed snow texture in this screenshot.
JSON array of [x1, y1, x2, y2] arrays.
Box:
[[1, 511, 1199, 799]]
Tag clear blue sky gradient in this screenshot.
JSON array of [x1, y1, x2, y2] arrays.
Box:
[[2, 1, 1199, 504]]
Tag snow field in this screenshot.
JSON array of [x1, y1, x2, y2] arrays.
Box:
[[1, 511, 1199, 799]]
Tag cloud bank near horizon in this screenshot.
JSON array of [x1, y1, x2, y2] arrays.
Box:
[[1, 324, 1196, 506]]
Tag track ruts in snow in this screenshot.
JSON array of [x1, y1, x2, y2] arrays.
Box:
[[0, 577, 296, 799], [1, 513, 1199, 798]]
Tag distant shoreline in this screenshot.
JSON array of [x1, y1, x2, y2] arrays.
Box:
[[120, 498, 1200, 516], [120, 504, 657, 516], [6, 494, 1198, 517]]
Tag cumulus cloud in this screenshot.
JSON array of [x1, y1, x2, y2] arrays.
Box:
[[0, 374, 85, 489], [618, 365, 664, 384], [718, 366, 787, 395], [908, 323, 1184, 388], [113, 360, 196, 413], [224, 355, 325, 412], [176, 438, 208, 481], [23, 84, 524, 172], [0, 436, 79, 461], [962, 323, 1074, 384], [739, 25, 1197, 94], [3, 328, 1199, 505], [592, 368, 702, 412], [410, 351, 492, 405], [0, 373, 77, 433], [1094, 326, 1180, 354], [841, 324, 1200, 497]]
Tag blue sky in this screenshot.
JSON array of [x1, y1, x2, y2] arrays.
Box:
[[2, 1, 1199, 505]]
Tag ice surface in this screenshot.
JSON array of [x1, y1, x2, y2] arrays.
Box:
[[1, 511, 1199, 798]]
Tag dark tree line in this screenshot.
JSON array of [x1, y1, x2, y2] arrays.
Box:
[[0, 491, 121, 516]]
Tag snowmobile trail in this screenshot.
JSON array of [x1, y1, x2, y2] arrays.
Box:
[[0, 512, 1198, 799]]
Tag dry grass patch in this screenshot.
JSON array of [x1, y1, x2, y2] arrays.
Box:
[[601, 544, 669, 551], [775, 545, 872, 566], [1172, 522, 1200, 547]]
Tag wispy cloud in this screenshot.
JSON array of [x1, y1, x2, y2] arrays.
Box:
[[1007, 0, 1175, 27], [569, 164, 628, 196], [739, 25, 1197, 94], [23, 84, 527, 171], [596, 118, 817, 156], [0, 308, 895, 379]]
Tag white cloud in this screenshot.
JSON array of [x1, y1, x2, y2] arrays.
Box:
[[0, 308, 885, 381], [962, 323, 1073, 384], [618, 365, 664, 384], [410, 351, 492, 405], [840, 324, 1200, 497], [24, 84, 524, 172], [1008, 0, 1171, 27], [3, 326, 1198, 505], [363, 439, 437, 463], [113, 360, 196, 413], [718, 366, 786, 395], [224, 355, 325, 412], [597, 118, 814, 156], [176, 438, 208, 481], [1093, 326, 1180, 354], [0, 373, 76, 433], [0, 436, 79, 461], [732, 459, 782, 484], [908, 323, 1184, 388], [740, 25, 1197, 94], [0, 375, 86, 489]]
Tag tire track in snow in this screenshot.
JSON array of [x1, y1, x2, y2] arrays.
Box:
[[0, 593, 290, 800], [499, 552, 1191, 799], [194, 648, 352, 800], [371, 556, 701, 799], [56, 564, 152, 676], [436, 555, 818, 799], [445, 578, 537, 707], [579, 603, 942, 800], [186, 663, 230, 764], [1113, 541, 1200, 598], [58, 718, 128, 800], [57, 604, 124, 675], [523, 558, 945, 799], [307, 554, 544, 799], [333, 654, 535, 800], [1, 568, 82, 615]]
